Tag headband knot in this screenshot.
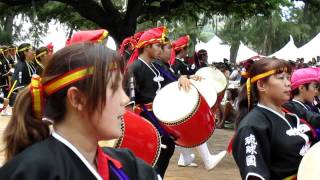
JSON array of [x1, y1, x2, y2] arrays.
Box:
[[30, 75, 44, 120]]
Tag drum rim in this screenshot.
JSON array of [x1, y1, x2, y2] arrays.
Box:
[[115, 116, 162, 167], [154, 82, 200, 122], [158, 93, 200, 125], [196, 67, 228, 93], [144, 119, 161, 167], [113, 117, 125, 148], [190, 79, 218, 108]]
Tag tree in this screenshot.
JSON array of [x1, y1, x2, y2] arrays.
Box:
[[0, 0, 293, 44], [219, 0, 320, 62]]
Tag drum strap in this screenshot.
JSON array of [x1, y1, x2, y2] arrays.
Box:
[[142, 105, 169, 137]]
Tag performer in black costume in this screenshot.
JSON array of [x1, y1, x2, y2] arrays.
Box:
[[232, 58, 320, 180], [33, 46, 48, 76], [282, 67, 320, 140], [126, 27, 196, 178], [171, 35, 196, 76], [0, 42, 158, 180], [171, 36, 226, 170], [0, 46, 11, 97]]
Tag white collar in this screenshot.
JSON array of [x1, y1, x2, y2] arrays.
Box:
[[257, 103, 298, 129], [52, 131, 102, 180], [292, 99, 309, 110]]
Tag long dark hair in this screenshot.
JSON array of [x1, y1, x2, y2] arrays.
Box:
[[17, 43, 32, 62], [235, 58, 292, 127], [3, 42, 125, 161]]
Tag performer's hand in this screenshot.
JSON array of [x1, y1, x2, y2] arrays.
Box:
[[3, 98, 9, 107], [189, 75, 203, 81], [178, 75, 191, 92]]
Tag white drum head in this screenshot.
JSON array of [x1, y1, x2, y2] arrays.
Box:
[[153, 81, 199, 123], [298, 142, 320, 180], [196, 67, 227, 93], [190, 79, 217, 108]]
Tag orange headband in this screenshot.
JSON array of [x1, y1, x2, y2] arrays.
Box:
[[246, 69, 277, 108]]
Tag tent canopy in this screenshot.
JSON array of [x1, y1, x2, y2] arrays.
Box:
[[195, 35, 230, 63], [236, 41, 259, 64], [297, 33, 320, 61], [268, 35, 298, 61]]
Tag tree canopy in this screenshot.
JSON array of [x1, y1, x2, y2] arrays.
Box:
[[0, 0, 295, 43]]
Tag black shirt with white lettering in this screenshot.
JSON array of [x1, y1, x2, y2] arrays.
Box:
[[233, 105, 318, 180]]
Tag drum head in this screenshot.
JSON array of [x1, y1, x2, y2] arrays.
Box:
[[153, 81, 199, 123], [298, 142, 320, 180], [190, 79, 217, 108], [196, 67, 227, 93]]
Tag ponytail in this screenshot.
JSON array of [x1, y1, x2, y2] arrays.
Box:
[[235, 83, 259, 128], [3, 88, 50, 162]]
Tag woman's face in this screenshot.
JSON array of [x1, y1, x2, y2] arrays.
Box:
[[24, 48, 34, 61], [93, 72, 129, 140], [263, 72, 291, 106], [39, 54, 49, 63], [302, 81, 319, 103]]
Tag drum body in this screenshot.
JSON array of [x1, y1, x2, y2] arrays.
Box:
[[195, 67, 227, 111], [153, 82, 215, 148], [99, 110, 161, 166]]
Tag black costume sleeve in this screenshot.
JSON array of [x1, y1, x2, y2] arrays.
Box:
[[172, 60, 182, 75], [233, 127, 270, 180], [0, 151, 56, 180]]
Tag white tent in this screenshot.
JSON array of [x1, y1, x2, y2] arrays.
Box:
[[106, 36, 117, 50], [236, 41, 259, 64], [269, 35, 299, 61], [297, 33, 320, 61], [195, 35, 230, 63]]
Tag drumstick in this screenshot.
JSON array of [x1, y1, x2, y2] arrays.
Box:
[[7, 80, 17, 99]]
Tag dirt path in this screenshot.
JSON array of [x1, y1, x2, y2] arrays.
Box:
[[165, 129, 241, 180]]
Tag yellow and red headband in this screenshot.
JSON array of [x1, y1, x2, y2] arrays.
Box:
[[168, 35, 190, 65], [30, 67, 94, 120], [36, 51, 48, 59], [172, 35, 190, 51], [18, 45, 32, 52], [127, 26, 167, 66], [246, 68, 288, 108]]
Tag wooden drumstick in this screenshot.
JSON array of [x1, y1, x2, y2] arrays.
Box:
[[7, 80, 17, 99]]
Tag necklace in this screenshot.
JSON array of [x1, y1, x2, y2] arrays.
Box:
[[139, 58, 164, 92], [26, 61, 36, 77]]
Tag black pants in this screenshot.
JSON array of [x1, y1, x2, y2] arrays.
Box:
[[140, 110, 176, 178], [155, 136, 175, 178]]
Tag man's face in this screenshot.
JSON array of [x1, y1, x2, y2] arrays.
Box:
[[147, 43, 162, 59], [159, 44, 172, 63]]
